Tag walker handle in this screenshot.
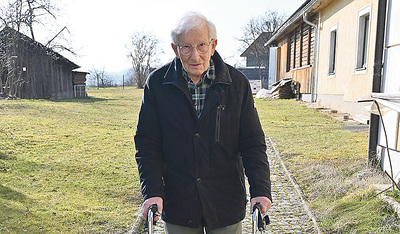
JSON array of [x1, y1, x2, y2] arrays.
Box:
[[252, 203, 270, 233], [145, 204, 158, 234]]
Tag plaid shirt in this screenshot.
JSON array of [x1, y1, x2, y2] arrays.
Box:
[[183, 59, 216, 118]]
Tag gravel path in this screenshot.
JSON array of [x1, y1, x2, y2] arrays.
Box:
[[252, 137, 318, 233]]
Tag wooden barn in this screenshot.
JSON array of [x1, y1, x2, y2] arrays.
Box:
[[0, 26, 82, 99]]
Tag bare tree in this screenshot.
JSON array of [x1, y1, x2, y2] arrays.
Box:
[[0, 27, 28, 97], [124, 68, 136, 87], [239, 10, 287, 47], [0, 0, 58, 40], [45, 26, 76, 56], [87, 68, 116, 88], [237, 10, 287, 81], [126, 31, 163, 89]]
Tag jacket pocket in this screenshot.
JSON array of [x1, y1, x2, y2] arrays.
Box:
[[215, 104, 225, 142]]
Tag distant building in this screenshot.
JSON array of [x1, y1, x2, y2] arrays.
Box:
[[72, 71, 89, 97], [236, 68, 264, 94], [0, 26, 84, 99], [238, 32, 272, 90]]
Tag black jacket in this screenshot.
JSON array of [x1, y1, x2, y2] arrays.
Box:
[[135, 51, 271, 230]]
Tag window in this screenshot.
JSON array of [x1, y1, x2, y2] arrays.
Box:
[[355, 5, 371, 70], [328, 24, 337, 75]]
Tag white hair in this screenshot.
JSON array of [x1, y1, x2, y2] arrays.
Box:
[[171, 11, 217, 45]]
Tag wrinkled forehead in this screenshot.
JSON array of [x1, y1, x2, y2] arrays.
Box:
[[176, 23, 210, 44]]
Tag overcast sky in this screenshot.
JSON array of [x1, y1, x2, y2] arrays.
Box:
[[51, 0, 303, 72]]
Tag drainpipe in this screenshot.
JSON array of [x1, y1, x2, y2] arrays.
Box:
[[303, 12, 317, 28], [303, 11, 320, 103], [368, 0, 387, 166]]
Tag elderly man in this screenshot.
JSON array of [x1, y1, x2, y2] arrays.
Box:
[[135, 11, 272, 233]]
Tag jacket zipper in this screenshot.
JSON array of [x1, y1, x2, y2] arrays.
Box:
[[215, 105, 225, 142]]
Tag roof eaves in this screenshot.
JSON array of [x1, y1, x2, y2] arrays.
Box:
[[265, 0, 322, 46]]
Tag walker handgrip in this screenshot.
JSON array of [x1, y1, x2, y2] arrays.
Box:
[[252, 203, 270, 233], [253, 203, 263, 213], [145, 204, 158, 234]]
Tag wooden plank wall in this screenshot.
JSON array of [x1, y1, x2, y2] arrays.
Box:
[[289, 22, 315, 71], [14, 38, 74, 99], [288, 67, 313, 93], [283, 17, 316, 94]]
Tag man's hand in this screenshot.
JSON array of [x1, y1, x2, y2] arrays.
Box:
[[142, 197, 163, 221], [250, 196, 271, 214]]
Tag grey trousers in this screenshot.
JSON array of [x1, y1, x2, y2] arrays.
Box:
[[164, 222, 242, 234]]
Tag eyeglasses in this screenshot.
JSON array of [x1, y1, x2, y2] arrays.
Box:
[[177, 39, 214, 56]]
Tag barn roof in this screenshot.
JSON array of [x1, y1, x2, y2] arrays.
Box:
[[240, 32, 272, 57], [0, 26, 80, 70]]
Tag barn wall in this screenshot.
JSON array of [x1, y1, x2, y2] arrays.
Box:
[[14, 37, 74, 99]]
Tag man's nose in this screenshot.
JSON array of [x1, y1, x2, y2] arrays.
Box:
[[190, 46, 201, 60]]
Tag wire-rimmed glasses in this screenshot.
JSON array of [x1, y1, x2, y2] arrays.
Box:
[[177, 39, 214, 56]]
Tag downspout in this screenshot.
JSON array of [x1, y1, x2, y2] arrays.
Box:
[[303, 12, 317, 29], [303, 12, 320, 103], [368, 0, 387, 166]]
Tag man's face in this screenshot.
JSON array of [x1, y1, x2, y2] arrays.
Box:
[[172, 24, 217, 83]]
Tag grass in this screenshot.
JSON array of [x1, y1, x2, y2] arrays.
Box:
[[1, 87, 142, 233], [0, 87, 399, 233], [386, 189, 400, 203]]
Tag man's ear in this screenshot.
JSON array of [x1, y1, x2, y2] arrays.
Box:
[[171, 43, 180, 59], [211, 39, 217, 56]]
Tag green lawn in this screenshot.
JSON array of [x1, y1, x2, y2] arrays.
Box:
[[1, 87, 142, 233], [1, 87, 399, 233]]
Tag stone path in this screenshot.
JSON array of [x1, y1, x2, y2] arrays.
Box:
[[248, 137, 317, 233], [132, 137, 319, 233]]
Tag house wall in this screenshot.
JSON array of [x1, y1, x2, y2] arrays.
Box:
[[276, 39, 288, 82], [377, 0, 400, 182], [268, 47, 277, 89], [316, 0, 377, 117], [378, 145, 400, 184]]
